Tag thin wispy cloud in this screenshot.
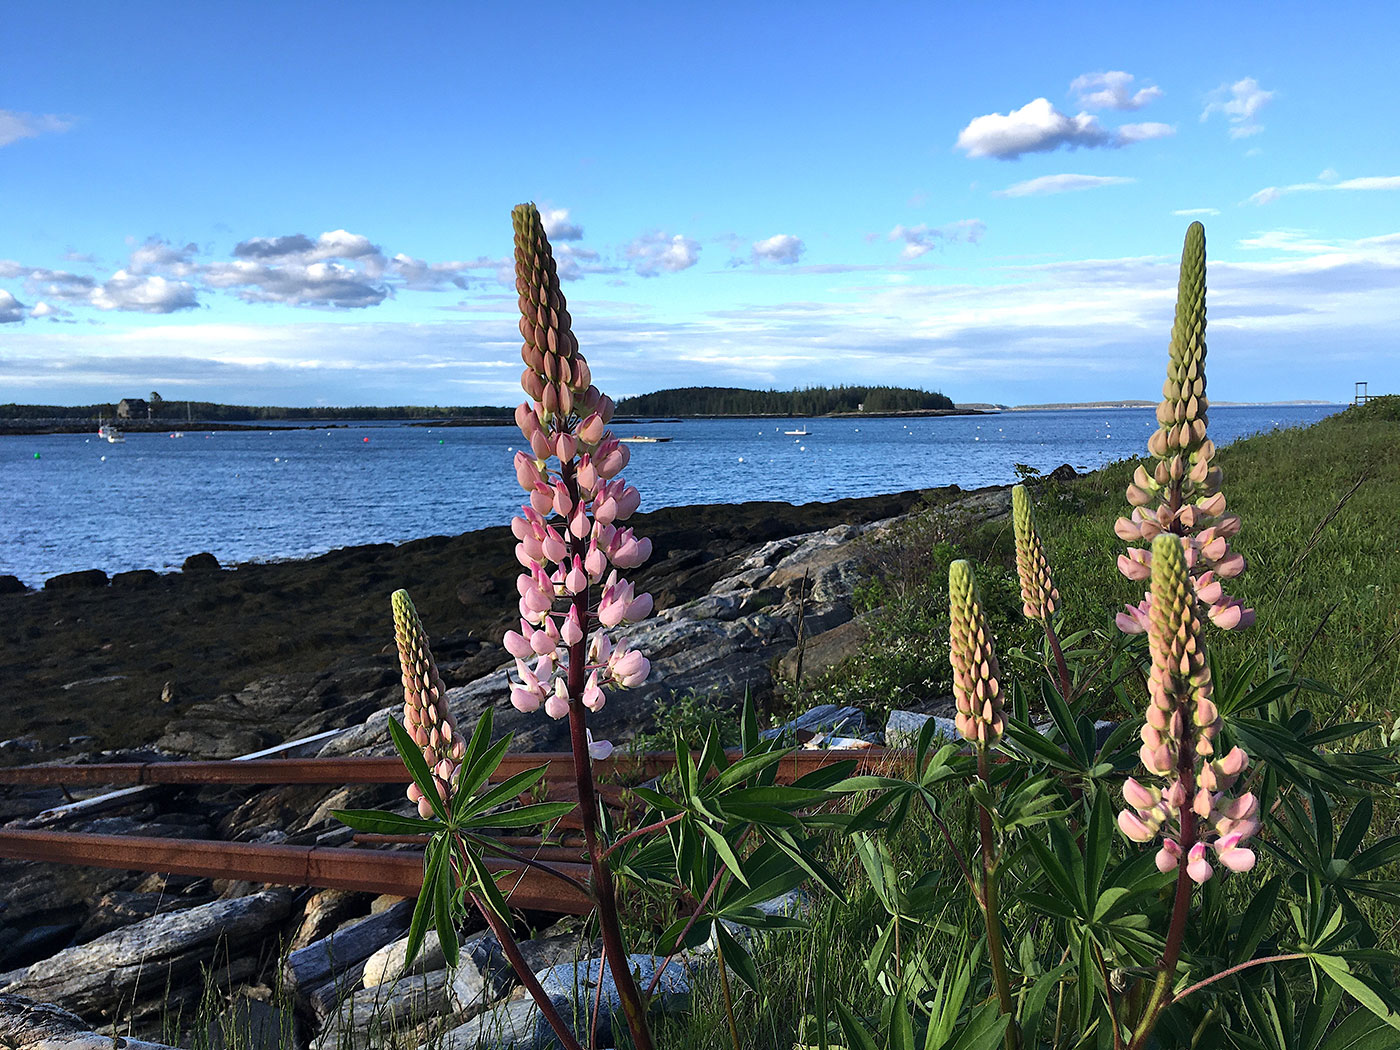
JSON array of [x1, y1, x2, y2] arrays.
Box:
[[1202, 78, 1275, 139], [994, 174, 1135, 198], [1247, 174, 1400, 205], [955, 97, 1174, 160], [1173, 208, 1221, 217], [1070, 71, 1163, 111], [0, 109, 73, 148]]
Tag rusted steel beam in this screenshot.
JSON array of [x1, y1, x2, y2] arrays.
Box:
[[0, 747, 905, 788], [353, 834, 587, 864], [0, 829, 593, 913]]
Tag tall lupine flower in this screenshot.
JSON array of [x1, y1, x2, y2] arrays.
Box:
[[1011, 484, 1057, 621], [506, 201, 657, 1050], [505, 201, 653, 730], [1115, 222, 1254, 635], [392, 589, 466, 818], [1117, 535, 1259, 882], [949, 560, 1006, 747]]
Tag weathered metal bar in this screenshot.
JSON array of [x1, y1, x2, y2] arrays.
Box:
[[0, 748, 896, 788], [0, 829, 593, 913]]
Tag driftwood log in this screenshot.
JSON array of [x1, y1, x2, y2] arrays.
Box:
[[0, 992, 181, 1049], [0, 890, 293, 1018]]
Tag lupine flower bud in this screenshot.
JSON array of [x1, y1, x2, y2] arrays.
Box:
[[1118, 535, 1259, 883], [392, 589, 466, 816], [1116, 223, 1254, 635], [948, 560, 1006, 747], [1011, 485, 1058, 620]]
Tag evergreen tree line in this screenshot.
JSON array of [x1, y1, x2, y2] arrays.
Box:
[[615, 385, 954, 416]]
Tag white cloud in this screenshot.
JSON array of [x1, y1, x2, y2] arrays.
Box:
[[887, 220, 985, 258], [128, 238, 199, 276], [751, 234, 805, 264], [202, 259, 386, 308], [1202, 78, 1275, 139], [1173, 208, 1220, 217], [625, 232, 700, 276], [0, 109, 73, 148], [89, 271, 199, 314], [233, 230, 380, 264], [541, 208, 584, 241], [994, 174, 1134, 198], [1246, 174, 1400, 205], [1070, 71, 1163, 111], [30, 301, 66, 320], [1116, 122, 1174, 144], [0, 289, 25, 323], [955, 97, 1174, 160]]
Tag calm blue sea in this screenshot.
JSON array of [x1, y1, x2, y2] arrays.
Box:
[[0, 405, 1342, 586]]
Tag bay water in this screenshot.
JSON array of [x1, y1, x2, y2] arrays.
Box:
[[0, 405, 1341, 586]]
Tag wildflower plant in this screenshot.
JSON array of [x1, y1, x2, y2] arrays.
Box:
[[836, 223, 1400, 1050]]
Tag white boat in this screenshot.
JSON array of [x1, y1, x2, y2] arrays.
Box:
[[97, 423, 125, 444], [618, 435, 672, 443], [784, 426, 811, 436]]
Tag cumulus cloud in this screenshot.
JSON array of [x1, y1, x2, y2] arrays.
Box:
[[1173, 208, 1221, 217], [955, 97, 1174, 160], [1202, 78, 1275, 139], [30, 301, 67, 320], [0, 289, 25, 323], [626, 232, 700, 276], [1247, 174, 1400, 205], [994, 174, 1134, 198], [541, 208, 584, 241], [129, 238, 199, 275], [0, 109, 73, 148], [233, 230, 380, 263], [391, 253, 472, 291], [90, 272, 199, 313], [888, 219, 985, 258], [202, 260, 386, 308], [1071, 71, 1163, 111], [751, 234, 805, 264]]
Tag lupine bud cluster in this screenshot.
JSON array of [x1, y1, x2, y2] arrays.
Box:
[[1117, 535, 1259, 882], [505, 204, 653, 728], [949, 560, 1006, 746], [1011, 485, 1058, 621], [392, 589, 466, 818], [1115, 222, 1253, 635]]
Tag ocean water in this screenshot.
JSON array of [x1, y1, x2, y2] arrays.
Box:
[[0, 405, 1342, 586]]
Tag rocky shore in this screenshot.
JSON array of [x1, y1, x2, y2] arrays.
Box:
[[0, 482, 1024, 1047]]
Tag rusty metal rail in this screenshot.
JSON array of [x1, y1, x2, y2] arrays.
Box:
[[0, 828, 593, 913], [0, 748, 900, 788]]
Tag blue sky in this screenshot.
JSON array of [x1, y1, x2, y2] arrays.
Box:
[[2, 2, 1397, 407]]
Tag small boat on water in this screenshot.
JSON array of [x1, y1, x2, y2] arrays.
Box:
[[618, 435, 672, 443], [784, 426, 811, 436], [97, 423, 125, 444]]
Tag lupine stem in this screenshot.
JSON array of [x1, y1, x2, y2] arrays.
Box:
[[561, 463, 654, 1050], [714, 931, 743, 1050], [977, 747, 1018, 1050], [453, 843, 586, 1050], [1170, 954, 1307, 1003], [1043, 616, 1072, 700], [601, 811, 687, 861]]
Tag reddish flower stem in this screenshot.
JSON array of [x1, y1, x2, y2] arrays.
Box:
[[561, 461, 655, 1050], [1170, 953, 1307, 1004], [602, 811, 687, 861]]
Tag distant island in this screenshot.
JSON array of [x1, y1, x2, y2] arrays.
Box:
[[615, 385, 956, 417]]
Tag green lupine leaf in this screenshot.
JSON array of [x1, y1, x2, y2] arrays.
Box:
[[331, 809, 442, 835], [457, 800, 576, 831], [714, 920, 761, 993], [404, 835, 444, 968], [463, 763, 551, 819], [1311, 955, 1400, 1031], [945, 1001, 1011, 1050], [1351, 836, 1400, 874], [1043, 678, 1088, 765], [1077, 929, 1097, 1026], [742, 694, 760, 754], [791, 759, 860, 791], [434, 837, 458, 969], [1227, 875, 1283, 967], [1005, 717, 1083, 772], [1028, 836, 1080, 913], [889, 987, 915, 1050], [1023, 891, 1079, 922], [834, 1001, 880, 1050], [1299, 982, 1344, 1050], [451, 709, 500, 813], [388, 716, 450, 823], [698, 821, 749, 887], [709, 747, 789, 793], [1336, 797, 1374, 861], [454, 735, 515, 812], [1021, 962, 1075, 1048], [464, 842, 511, 925], [1316, 1002, 1400, 1050]]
